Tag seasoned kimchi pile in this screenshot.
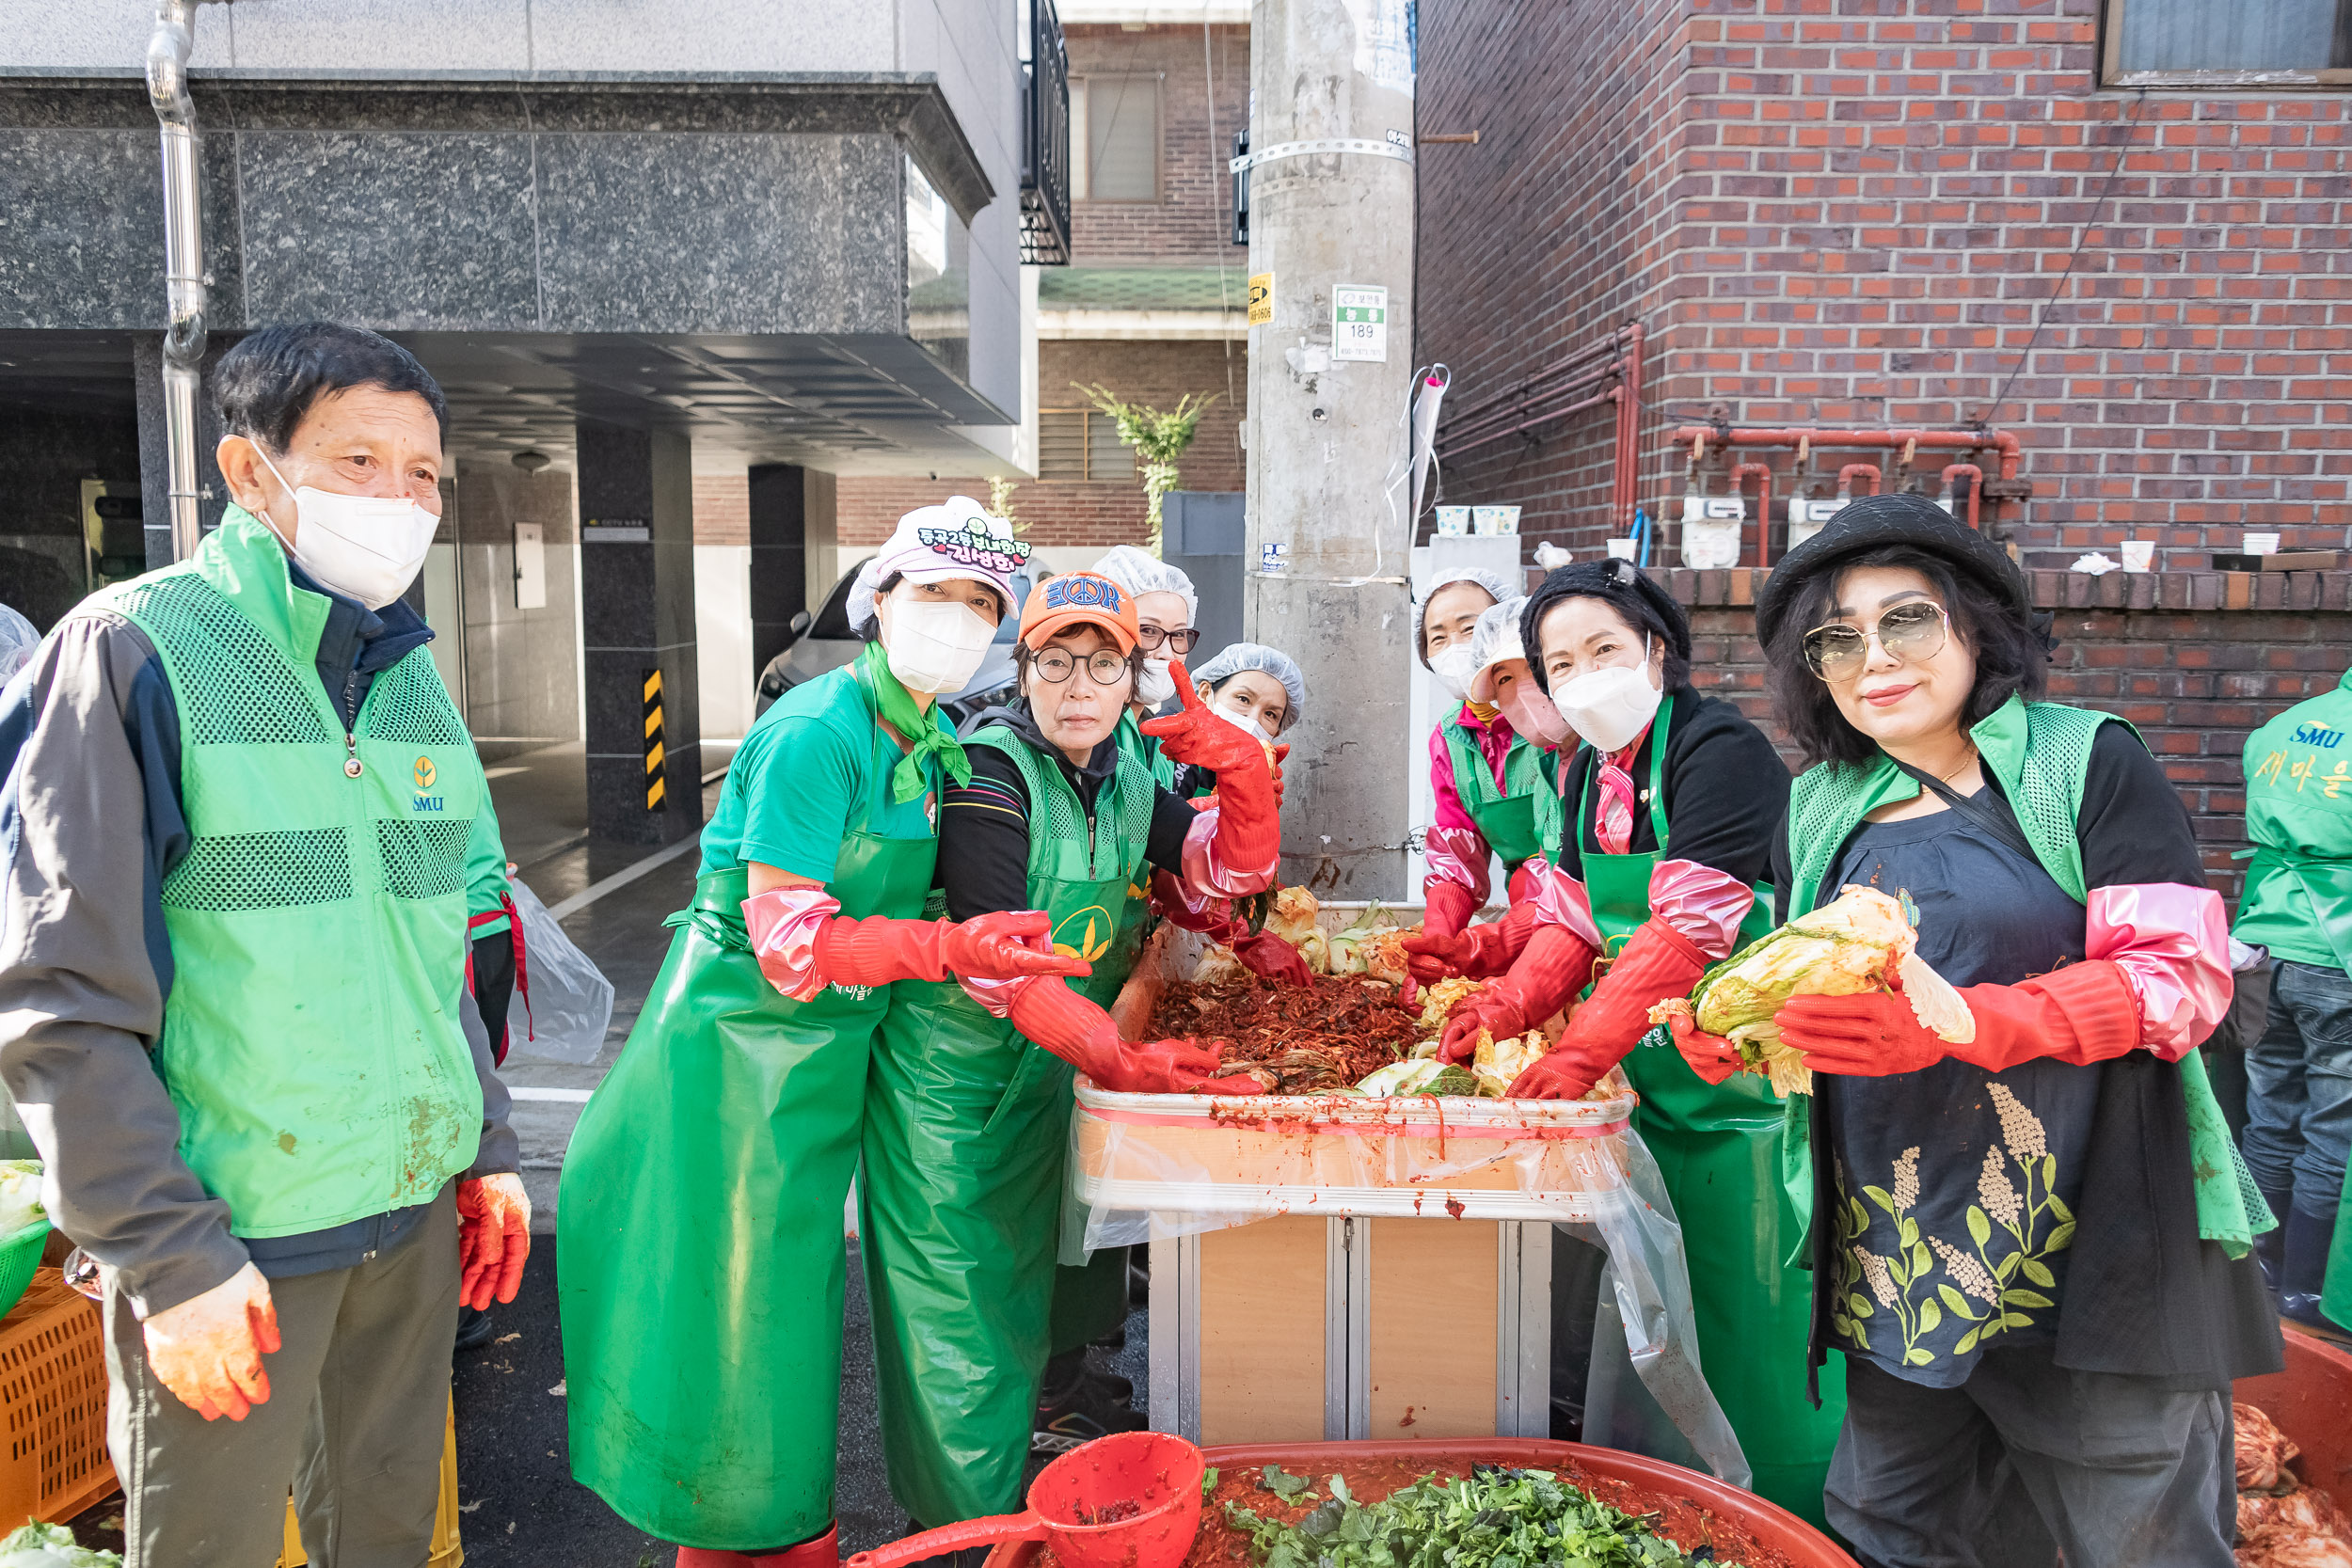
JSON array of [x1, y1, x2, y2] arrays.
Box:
[[2235, 1402, 2352, 1568]]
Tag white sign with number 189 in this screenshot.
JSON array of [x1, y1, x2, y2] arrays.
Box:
[[1332, 284, 1388, 363]]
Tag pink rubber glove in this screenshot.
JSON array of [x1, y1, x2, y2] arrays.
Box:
[[143, 1262, 280, 1421], [1232, 928, 1314, 986], [457, 1173, 532, 1311], [1006, 978, 1266, 1095], [1664, 1009, 1744, 1085]]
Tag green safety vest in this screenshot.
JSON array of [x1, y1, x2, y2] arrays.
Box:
[[1115, 708, 1178, 793], [103, 506, 487, 1237], [1785, 694, 2265, 1255], [1440, 712, 1558, 870], [2233, 668, 2352, 972]]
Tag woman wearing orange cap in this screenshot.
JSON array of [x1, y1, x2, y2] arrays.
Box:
[[861, 570, 1278, 1536]]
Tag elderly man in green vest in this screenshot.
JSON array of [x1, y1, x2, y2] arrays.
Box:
[[2235, 661, 2352, 1340], [0, 323, 527, 1566]]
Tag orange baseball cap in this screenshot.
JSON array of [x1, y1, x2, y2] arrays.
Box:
[[1018, 570, 1139, 654]]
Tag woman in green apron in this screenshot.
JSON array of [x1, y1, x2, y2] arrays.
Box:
[[1406, 594, 1570, 983], [1670, 496, 2278, 1562], [1427, 558, 1845, 1526], [862, 570, 1275, 1529], [558, 501, 1090, 1568], [1148, 644, 1311, 990], [1092, 545, 1200, 790], [1415, 568, 1538, 945]]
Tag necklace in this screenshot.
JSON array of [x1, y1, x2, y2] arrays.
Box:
[[1939, 743, 1979, 784]]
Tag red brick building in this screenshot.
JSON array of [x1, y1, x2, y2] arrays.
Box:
[[836, 4, 1251, 569], [1415, 0, 2352, 894]]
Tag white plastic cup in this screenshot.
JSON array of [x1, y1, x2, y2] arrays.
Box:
[[1472, 505, 1521, 537], [1606, 537, 1637, 562], [1435, 506, 1470, 537], [2121, 540, 2155, 573], [2244, 531, 2280, 556]]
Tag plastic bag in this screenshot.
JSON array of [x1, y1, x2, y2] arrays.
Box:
[[502, 877, 614, 1065], [0, 605, 38, 685]]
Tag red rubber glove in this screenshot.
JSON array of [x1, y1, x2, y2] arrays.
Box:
[[142, 1263, 279, 1421], [1143, 660, 1280, 876], [457, 1173, 532, 1311], [1232, 928, 1313, 986], [1778, 959, 2141, 1078], [1009, 977, 1266, 1096], [1421, 879, 1480, 943], [1405, 898, 1537, 984], [1504, 917, 1708, 1098], [1664, 1009, 1743, 1085], [1438, 923, 1600, 1063], [816, 909, 1091, 987]]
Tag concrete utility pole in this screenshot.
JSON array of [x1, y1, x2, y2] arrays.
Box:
[[1242, 0, 1417, 898]]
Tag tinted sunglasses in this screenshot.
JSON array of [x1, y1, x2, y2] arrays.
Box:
[[1801, 600, 1950, 680]]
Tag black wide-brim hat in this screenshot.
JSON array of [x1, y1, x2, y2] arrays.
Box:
[[1754, 491, 2033, 651]]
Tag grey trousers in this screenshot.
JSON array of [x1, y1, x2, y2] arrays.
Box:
[[103, 1186, 459, 1568], [1825, 1345, 2236, 1568]]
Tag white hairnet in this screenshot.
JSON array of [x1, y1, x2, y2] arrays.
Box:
[[0, 604, 38, 684], [1090, 546, 1198, 627], [1191, 641, 1305, 734], [1412, 567, 1516, 665], [1466, 595, 1532, 704]]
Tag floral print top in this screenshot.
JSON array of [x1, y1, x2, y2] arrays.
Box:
[[1819, 802, 2098, 1388]]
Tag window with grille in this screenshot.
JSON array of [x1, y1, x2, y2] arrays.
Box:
[[1069, 75, 1162, 202], [1037, 410, 1139, 483], [2105, 0, 2352, 84]]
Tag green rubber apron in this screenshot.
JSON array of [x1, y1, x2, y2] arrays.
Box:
[[1569, 703, 1847, 1528], [863, 726, 1153, 1524], [1444, 717, 1550, 873], [559, 711, 936, 1551]]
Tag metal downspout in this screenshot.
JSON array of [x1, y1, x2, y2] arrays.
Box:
[[146, 0, 209, 562]]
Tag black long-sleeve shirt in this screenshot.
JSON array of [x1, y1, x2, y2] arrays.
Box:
[[936, 704, 1199, 920]]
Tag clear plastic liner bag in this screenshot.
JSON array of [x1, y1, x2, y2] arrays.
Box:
[[501, 877, 615, 1065], [1060, 1076, 1749, 1484], [0, 605, 38, 685]]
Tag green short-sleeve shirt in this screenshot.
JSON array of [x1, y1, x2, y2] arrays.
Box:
[[702, 661, 941, 881]]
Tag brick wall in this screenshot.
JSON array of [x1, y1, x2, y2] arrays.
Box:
[[837, 338, 1246, 547], [692, 470, 749, 546], [1666, 564, 2352, 902], [1067, 24, 1249, 262], [1416, 0, 2352, 570]]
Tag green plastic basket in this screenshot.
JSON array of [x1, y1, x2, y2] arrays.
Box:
[[0, 1218, 50, 1319]]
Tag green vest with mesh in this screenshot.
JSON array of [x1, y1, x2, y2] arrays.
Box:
[[103, 507, 486, 1238], [973, 723, 1156, 1008], [1783, 694, 2267, 1254]]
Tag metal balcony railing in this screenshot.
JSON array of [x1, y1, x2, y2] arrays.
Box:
[[1019, 0, 1072, 266]]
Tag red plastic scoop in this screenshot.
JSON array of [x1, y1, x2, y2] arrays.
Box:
[[845, 1430, 1206, 1568]]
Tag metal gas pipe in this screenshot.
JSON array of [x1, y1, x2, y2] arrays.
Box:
[[147, 0, 211, 563], [1730, 461, 1772, 566], [1674, 426, 2021, 567]]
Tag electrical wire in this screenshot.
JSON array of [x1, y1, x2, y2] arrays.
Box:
[[1975, 85, 2148, 429]]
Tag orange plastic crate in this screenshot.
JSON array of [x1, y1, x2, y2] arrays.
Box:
[[0, 1269, 114, 1528]]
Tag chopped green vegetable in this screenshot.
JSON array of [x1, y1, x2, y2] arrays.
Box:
[[0, 1520, 123, 1566], [1259, 1463, 1314, 1501], [1202, 1467, 1220, 1500], [1223, 1463, 1741, 1568]]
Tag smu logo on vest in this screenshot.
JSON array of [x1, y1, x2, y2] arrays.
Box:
[[2293, 722, 2344, 750], [412, 756, 445, 812], [1053, 905, 1115, 962]]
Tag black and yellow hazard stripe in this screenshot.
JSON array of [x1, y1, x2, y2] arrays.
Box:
[[643, 668, 666, 810]]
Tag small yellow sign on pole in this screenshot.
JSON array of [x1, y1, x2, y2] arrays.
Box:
[[1248, 272, 1273, 325]]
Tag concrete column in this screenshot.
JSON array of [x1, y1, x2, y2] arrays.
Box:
[[747, 463, 808, 674], [1244, 0, 1418, 897], [132, 336, 232, 568], [578, 419, 701, 845]]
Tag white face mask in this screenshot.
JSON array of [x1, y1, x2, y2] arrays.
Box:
[[254, 448, 439, 610], [881, 594, 994, 694], [1212, 703, 1275, 744], [1428, 644, 1476, 704], [1549, 638, 1662, 753], [1136, 656, 1177, 707]]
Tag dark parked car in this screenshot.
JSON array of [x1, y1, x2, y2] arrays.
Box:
[[755, 557, 1034, 733]]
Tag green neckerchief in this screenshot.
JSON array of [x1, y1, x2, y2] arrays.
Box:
[[861, 641, 971, 803]]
